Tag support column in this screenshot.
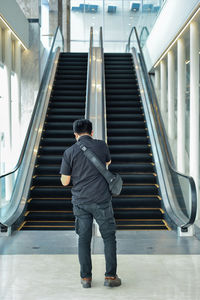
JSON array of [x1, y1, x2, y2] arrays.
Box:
[[4, 29, 12, 153], [4, 29, 12, 200], [160, 60, 167, 127], [167, 50, 175, 140], [154, 68, 160, 100], [63, 0, 70, 52], [177, 38, 186, 173], [58, 0, 63, 32], [15, 41, 22, 152], [190, 21, 199, 217], [0, 28, 2, 62]]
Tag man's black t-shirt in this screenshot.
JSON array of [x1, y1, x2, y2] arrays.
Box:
[[60, 135, 111, 205]]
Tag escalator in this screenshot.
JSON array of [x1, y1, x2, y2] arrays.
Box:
[[105, 53, 171, 231], [18, 52, 87, 230]]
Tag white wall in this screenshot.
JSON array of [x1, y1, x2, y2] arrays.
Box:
[[143, 0, 200, 71], [0, 0, 29, 48]]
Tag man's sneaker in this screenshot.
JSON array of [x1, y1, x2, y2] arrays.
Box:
[[104, 275, 121, 287], [81, 277, 92, 288]]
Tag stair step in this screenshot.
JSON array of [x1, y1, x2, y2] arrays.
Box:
[[47, 108, 84, 115], [28, 198, 72, 209], [51, 90, 86, 96], [109, 144, 151, 153], [112, 196, 161, 208], [106, 101, 141, 108], [107, 120, 146, 129], [109, 163, 154, 173], [53, 84, 86, 90], [108, 136, 149, 145], [38, 146, 69, 156], [110, 153, 153, 163], [106, 94, 140, 100], [107, 128, 147, 136], [40, 137, 75, 146], [21, 221, 75, 230], [49, 102, 85, 109], [46, 115, 85, 122], [42, 129, 74, 138], [107, 114, 144, 121], [114, 209, 163, 219], [25, 211, 74, 221]]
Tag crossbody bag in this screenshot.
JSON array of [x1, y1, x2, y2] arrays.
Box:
[[78, 141, 123, 196]]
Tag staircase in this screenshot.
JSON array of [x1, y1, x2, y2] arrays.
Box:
[[18, 53, 87, 230], [104, 53, 170, 231]]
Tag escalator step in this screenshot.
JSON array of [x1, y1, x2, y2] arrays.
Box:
[[112, 196, 161, 208], [106, 101, 142, 108], [108, 136, 149, 145], [107, 128, 147, 136], [42, 130, 74, 138], [25, 211, 74, 221], [109, 145, 151, 153], [110, 153, 153, 163], [109, 163, 154, 173], [114, 209, 163, 219], [106, 94, 140, 100], [28, 198, 72, 210], [21, 221, 75, 230], [40, 137, 75, 146], [107, 121, 146, 129]]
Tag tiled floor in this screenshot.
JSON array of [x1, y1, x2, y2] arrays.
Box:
[[1, 230, 200, 299], [1, 254, 200, 300], [1, 230, 200, 255]]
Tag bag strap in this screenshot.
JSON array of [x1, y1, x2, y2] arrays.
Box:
[[77, 141, 114, 183]]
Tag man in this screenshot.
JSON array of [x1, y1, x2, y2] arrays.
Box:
[[60, 119, 121, 288]]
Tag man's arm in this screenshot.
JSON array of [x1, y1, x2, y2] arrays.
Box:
[[61, 174, 71, 186], [106, 160, 111, 166]]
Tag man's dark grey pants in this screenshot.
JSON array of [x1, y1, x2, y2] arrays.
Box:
[[73, 200, 117, 279]]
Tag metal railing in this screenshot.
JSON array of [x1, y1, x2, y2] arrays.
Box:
[[85, 27, 93, 119], [0, 26, 64, 229], [99, 27, 107, 143], [132, 27, 197, 231]]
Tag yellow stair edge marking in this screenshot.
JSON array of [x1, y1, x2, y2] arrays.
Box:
[[23, 225, 75, 228], [113, 195, 162, 198], [163, 220, 172, 231], [27, 198, 32, 203], [25, 211, 30, 216], [116, 219, 164, 221], [26, 220, 74, 223], [122, 183, 159, 186], [28, 197, 72, 200], [114, 208, 163, 211], [28, 210, 72, 213], [116, 228, 168, 231], [117, 224, 167, 227], [18, 221, 27, 231]]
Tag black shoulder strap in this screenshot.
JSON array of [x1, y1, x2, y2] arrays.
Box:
[[77, 141, 114, 183]]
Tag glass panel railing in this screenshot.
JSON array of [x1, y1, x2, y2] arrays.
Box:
[[132, 27, 197, 231], [0, 27, 64, 228]]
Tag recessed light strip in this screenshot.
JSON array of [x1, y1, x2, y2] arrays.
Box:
[[154, 6, 200, 68], [0, 14, 28, 50]]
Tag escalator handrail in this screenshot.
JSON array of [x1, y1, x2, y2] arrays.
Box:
[[125, 26, 135, 53], [99, 26, 106, 142], [85, 27, 93, 119], [0, 26, 64, 179], [133, 26, 197, 229]]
